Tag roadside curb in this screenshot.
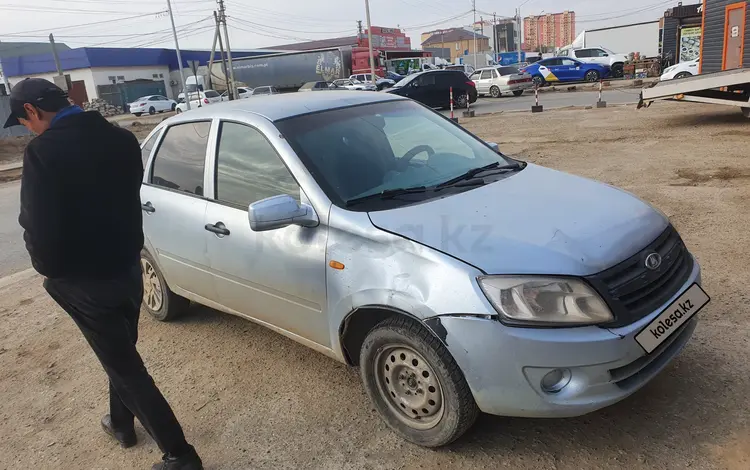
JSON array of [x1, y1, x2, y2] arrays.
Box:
[[0, 162, 23, 183], [458, 102, 636, 121], [0, 268, 38, 290]]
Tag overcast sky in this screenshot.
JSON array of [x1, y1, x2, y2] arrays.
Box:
[[0, 0, 675, 51]]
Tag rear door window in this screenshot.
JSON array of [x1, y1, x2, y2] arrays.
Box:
[[205, 90, 220, 98], [418, 73, 437, 86], [150, 121, 211, 196], [576, 49, 592, 58], [480, 70, 493, 80]]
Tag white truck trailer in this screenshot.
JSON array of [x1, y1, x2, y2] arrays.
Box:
[[638, 68, 750, 119]]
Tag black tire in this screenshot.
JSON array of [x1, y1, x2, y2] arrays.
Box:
[[611, 63, 624, 78], [171, 103, 177, 111], [140, 250, 189, 322], [455, 93, 469, 108], [489, 86, 501, 98], [360, 316, 479, 448], [585, 70, 600, 82], [742, 108, 750, 119], [175, 108, 182, 114], [133, 113, 142, 117], [532, 75, 545, 88], [674, 72, 692, 79], [148, 106, 156, 115], [512, 90, 524, 97]]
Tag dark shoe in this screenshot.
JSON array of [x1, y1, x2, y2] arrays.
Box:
[[151, 449, 203, 470], [100, 414, 137, 448]]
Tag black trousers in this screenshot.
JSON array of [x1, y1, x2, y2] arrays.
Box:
[[44, 263, 193, 457]]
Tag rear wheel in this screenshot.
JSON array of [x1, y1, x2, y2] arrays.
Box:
[[360, 316, 479, 447], [175, 108, 182, 114], [140, 250, 190, 322], [611, 63, 624, 78], [674, 72, 692, 79], [133, 113, 142, 117], [742, 108, 750, 119], [512, 90, 524, 97], [532, 75, 545, 88], [489, 86, 501, 98], [585, 70, 600, 82], [455, 93, 468, 108]]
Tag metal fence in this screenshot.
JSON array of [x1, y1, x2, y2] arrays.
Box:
[[97, 81, 169, 112], [0, 96, 30, 139]]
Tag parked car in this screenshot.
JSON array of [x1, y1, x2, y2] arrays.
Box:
[[298, 81, 332, 92], [521, 57, 610, 87], [349, 73, 396, 90], [385, 70, 406, 82], [221, 87, 253, 101], [138, 91, 708, 448], [469, 66, 533, 98], [251, 86, 280, 96], [330, 79, 377, 91], [559, 47, 628, 78], [443, 64, 476, 77], [174, 90, 222, 114], [128, 95, 177, 116], [660, 58, 700, 81], [385, 70, 477, 108]]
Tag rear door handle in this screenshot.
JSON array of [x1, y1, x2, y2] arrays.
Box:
[[204, 222, 230, 236], [141, 201, 155, 213]]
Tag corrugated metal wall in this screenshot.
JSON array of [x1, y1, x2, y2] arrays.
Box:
[[0, 96, 30, 139], [702, 0, 750, 73]]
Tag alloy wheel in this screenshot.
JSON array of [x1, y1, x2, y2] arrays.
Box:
[[141, 258, 163, 311]]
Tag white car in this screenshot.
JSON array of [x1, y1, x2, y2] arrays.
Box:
[[250, 86, 280, 96], [221, 87, 253, 101], [560, 47, 628, 78], [330, 79, 376, 91], [349, 73, 395, 90], [660, 58, 699, 81], [128, 95, 177, 117], [470, 66, 533, 98], [175, 90, 222, 114]]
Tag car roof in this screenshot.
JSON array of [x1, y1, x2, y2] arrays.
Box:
[[165, 91, 406, 122]]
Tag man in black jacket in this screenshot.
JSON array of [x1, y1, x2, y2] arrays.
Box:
[[6, 78, 203, 470]]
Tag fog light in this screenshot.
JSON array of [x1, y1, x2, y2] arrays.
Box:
[[540, 368, 571, 394]]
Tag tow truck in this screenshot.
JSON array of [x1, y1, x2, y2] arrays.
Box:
[[638, 68, 750, 118]]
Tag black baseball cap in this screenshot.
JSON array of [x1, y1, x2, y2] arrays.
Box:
[[3, 78, 70, 128]]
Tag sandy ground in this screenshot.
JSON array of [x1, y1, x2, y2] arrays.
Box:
[[1, 102, 749, 470]]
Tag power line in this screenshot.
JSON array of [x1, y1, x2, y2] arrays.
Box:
[[229, 14, 355, 35], [1, 11, 168, 37], [400, 11, 473, 31], [2, 4, 154, 15]]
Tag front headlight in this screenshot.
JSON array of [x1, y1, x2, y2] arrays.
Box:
[[477, 276, 613, 327]]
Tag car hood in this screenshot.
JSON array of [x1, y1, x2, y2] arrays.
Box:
[[367, 164, 667, 276]]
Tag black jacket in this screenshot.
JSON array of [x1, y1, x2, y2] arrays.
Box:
[[18, 111, 144, 279]]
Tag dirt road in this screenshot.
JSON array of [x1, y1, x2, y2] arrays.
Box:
[[1, 102, 749, 469]]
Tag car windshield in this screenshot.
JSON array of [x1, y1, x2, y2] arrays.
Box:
[[275, 100, 514, 210], [393, 73, 419, 88]]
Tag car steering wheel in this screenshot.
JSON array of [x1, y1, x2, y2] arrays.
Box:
[[397, 145, 435, 170]]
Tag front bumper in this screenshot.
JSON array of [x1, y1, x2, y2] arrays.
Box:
[[428, 257, 702, 418]]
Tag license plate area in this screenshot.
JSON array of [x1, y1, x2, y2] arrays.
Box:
[[635, 283, 710, 353]]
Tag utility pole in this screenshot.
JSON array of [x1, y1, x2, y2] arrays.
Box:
[[364, 0, 377, 83], [49, 34, 63, 77], [166, 0, 190, 110], [493, 13, 497, 54], [217, 0, 237, 100], [214, 11, 229, 92], [0, 62, 10, 96], [207, 16, 220, 90], [472, 0, 477, 69], [357, 20, 363, 36], [516, 8, 522, 66]]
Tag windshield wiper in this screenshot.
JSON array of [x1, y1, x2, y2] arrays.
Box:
[[436, 162, 523, 189], [345, 186, 427, 207]]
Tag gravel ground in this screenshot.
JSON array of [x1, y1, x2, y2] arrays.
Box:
[[0, 102, 749, 470]]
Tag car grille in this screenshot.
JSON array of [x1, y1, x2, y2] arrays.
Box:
[[586, 225, 693, 328]]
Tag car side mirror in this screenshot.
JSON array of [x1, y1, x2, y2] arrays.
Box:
[[603, 53, 609, 57], [248, 194, 319, 232], [486, 142, 500, 153]]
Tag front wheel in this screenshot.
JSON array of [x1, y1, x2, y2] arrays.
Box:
[[512, 90, 524, 97], [175, 108, 182, 114], [585, 70, 600, 82], [489, 86, 501, 98], [171, 103, 177, 111], [674, 72, 692, 79], [360, 316, 479, 447], [742, 108, 750, 119], [611, 63, 624, 78], [148, 106, 156, 115]]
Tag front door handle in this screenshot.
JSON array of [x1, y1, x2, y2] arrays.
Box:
[[141, 201, 155, 213], [204, 222, 230, 236]]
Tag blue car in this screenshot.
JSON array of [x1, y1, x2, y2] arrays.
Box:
[[520, 57, 609, 87]]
